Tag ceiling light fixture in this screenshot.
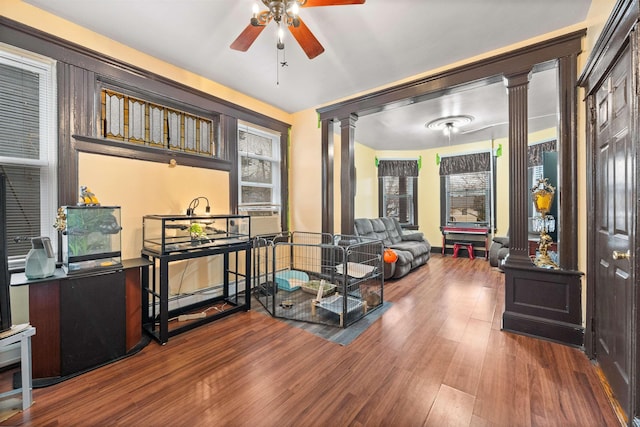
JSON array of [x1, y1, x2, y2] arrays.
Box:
[[426, 115, 474, 143], [249, 1, 308, 54], [231, 0, 366, 60]]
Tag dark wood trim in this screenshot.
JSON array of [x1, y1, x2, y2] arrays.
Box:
[[584, 95, 597, 359], [340, 115, 357, 235], [578, 0, 639, 94], [634, 27, 640, 425], [280, 128, 290, 232], [72, 135, 233, 172], [557, 54, 579, 270], [224, 116, 239, 213], [57, 63, 82, 207], [318, 29, 585, 121], [321, 119, 334, 235]]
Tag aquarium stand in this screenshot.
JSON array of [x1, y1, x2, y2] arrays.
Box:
[[140, 214, 252, 344]]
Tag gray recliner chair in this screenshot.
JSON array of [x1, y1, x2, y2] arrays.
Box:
[[489, 233, 509, 268]]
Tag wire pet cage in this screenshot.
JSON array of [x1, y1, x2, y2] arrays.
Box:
[[253, 232, 384, 328]]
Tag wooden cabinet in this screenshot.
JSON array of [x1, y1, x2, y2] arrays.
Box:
[[11, 258, 149, 385]]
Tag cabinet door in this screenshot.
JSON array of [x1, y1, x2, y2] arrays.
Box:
[[60, 270, 125, 376]]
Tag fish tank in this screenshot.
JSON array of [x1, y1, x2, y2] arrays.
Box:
[[62, 206, 122, 273]]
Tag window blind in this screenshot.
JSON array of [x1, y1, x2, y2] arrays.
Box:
[[446, 171, 491, 224], [0, 49, 57, 259]]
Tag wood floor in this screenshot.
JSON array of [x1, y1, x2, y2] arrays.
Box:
[[1, 255, 621, 426]]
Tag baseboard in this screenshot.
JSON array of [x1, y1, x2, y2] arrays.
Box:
[[502, 311, 584, 347]]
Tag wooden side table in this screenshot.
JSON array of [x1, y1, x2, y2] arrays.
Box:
[[0, 325, 36, 410]]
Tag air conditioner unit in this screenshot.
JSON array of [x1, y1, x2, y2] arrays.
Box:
[[248, 212, 282, 237]]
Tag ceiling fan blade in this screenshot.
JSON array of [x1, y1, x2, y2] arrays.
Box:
[[230, 24, 267, 52], [300, 0, 365, 6], [289, 18, 325, 59]]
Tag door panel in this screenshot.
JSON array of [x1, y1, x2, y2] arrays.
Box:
[[594, 46, 634, 418]]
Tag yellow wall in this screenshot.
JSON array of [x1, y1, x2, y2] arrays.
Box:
[[354, 143, 378, 219], [289, 109, 323, 232], [78, 153, 230, 259]]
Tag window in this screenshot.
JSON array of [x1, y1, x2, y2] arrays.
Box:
[[439, 151, 492, 227], [100, 88, 220, 158], [0, 45, 57, 266], [237, 122, 281, 215], [378, 160, 419, 227], [445, 172, 490, 224]]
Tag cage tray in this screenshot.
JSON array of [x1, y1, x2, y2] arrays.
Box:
[[314, 294, 363, 315]]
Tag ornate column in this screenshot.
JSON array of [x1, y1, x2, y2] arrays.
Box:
[[503, 69, 533, 268], [501, 65, 582, 348]]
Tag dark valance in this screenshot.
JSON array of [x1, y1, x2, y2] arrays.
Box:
[[378, 160, 419, 177], [528, 140, 556, 167], [439, 151, 490, 176]]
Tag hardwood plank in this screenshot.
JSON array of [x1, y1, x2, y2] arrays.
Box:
[[0, 256, 621, 426], [443, 317, 492, 396], [425, 384, 475, 427]]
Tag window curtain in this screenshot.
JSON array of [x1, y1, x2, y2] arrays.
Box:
[[439, 152, 490, 176], [528, 140, 556, 167], [378, 160, 419, 177]]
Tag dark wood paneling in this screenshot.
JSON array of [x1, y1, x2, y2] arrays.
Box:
[[503, 266, 583, 347], [28, 281, 61, 379]]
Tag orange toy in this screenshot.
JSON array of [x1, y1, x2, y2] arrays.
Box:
[[383, 248, 398, 263]]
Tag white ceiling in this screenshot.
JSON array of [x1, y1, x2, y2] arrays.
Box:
[[24, 0, 592, 149]]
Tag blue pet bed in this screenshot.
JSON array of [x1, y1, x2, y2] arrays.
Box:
[[274, 270, 309, 292]]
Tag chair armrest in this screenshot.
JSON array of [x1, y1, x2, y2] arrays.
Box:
[[401, 232, 425, 242]]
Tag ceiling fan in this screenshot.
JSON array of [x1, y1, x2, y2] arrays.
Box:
[[230, 0, 366, 60]]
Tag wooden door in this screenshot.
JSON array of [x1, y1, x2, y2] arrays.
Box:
[[594, 45, 635, 417]]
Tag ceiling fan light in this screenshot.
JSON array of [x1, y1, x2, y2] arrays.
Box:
[[291, 2, 300, 15], [252, 2, 260, 16], [277, 24, 285, 49]]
